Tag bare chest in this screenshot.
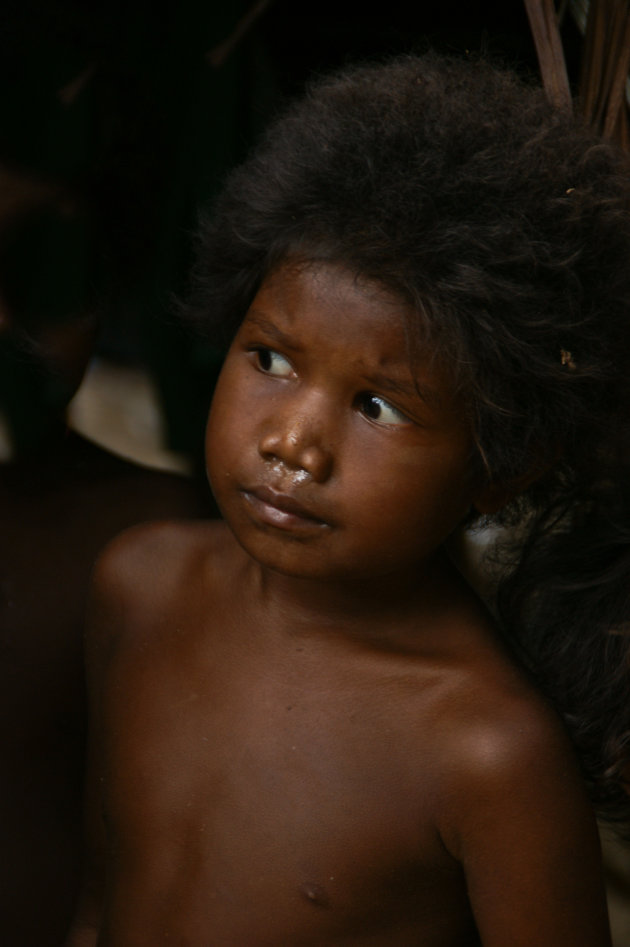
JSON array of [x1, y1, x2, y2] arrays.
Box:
[[100, 630, 476, 945]]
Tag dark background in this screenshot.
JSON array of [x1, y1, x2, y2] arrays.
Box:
[[0, 0, 584, 469]]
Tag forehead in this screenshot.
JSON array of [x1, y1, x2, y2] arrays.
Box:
[[246, 262, 411, 361], [242, 262, 457, 410]]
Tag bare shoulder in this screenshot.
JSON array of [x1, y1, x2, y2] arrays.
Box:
[[91, 518, 223, 600], [448, 659, 572, 768], [429, 640, 596, 857], [86, 518, 235, 662], [419, 616, 611, 944]]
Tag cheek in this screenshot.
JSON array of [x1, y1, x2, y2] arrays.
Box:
[[205, 369, 244, 473], [352, 444, 475, 539], [205, 360, 265, 491]]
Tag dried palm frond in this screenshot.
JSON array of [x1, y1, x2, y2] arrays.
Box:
[[525, 0, 630, 150], [524, 0, 573, 111]]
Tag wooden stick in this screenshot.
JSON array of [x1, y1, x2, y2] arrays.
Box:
[[603, 4, 630, 139], [524, 0, 573, 111], [207, 0, 276, 69]]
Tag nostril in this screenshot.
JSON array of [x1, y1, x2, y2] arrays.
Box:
[[258, 408, 333, 482], [259, 435, 332, 484], [300, 445, 333, 483]]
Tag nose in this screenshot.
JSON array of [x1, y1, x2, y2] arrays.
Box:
[[258, 395, 334, 483]]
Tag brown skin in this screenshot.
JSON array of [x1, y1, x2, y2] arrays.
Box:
[[68, 264, 612, 946], [1, 432, 212, 946]]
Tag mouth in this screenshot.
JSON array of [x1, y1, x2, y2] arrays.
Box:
[[242, 486, 330, 531]]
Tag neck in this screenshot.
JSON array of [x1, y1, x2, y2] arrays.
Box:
[[245, 549, 464, 650]]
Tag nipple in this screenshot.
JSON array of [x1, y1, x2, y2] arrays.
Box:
[[299, 882, 331, 907]]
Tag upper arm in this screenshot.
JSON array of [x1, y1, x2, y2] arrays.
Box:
[[437, 702, 611, 947], [66, 534, 135, 943], [68, 524, 176, 942], [67, 520, 219, 945]]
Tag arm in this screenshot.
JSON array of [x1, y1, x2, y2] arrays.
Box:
[[65, 520, 204, 947], [65, 534, 138, 947], [437, 700, 612, 947]]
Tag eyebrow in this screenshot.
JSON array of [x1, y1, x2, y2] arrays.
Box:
[[245, 311, 301, 350], [245, 310, 442, 407], [366, 370, 442, 408]]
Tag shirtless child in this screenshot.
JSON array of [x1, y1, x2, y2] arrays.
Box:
[[68, 54, 630, 945]]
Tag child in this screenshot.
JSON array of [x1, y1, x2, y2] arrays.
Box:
[[67, 53, 630, 945]]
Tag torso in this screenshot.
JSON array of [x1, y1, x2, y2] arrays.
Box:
[[93, 520, 548, 946]]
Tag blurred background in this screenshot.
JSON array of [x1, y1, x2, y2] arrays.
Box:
[[0, 0, 575, 475]]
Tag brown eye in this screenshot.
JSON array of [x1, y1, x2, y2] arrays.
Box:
[[255, 348, 293, 377], [358, 393, 410, 426]]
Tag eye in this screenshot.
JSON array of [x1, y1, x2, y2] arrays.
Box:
[[358, 393, 410, 426], [254, 347, 293, 378]]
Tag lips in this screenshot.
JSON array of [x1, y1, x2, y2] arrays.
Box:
[[242, 485, 329, 530]]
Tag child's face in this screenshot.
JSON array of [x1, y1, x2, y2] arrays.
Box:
[[206, 262, 482, 584]]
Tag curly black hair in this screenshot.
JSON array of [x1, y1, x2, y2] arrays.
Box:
[[186, 52, 630, 828]]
